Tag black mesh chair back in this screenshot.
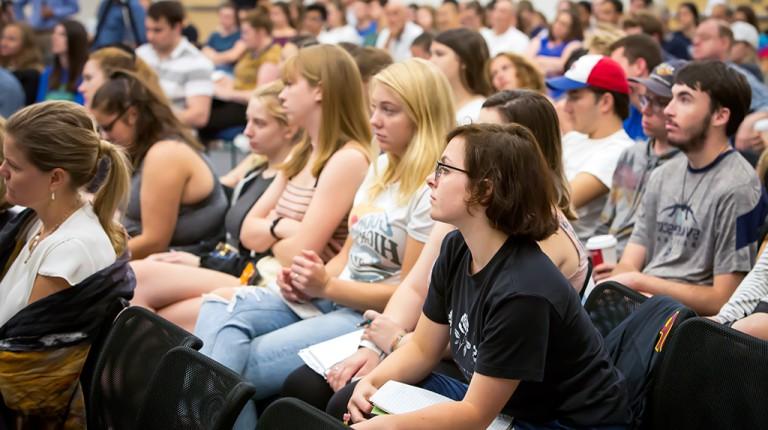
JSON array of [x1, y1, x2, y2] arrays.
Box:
[[646, 318, 768, 429], [584, 281, 648, 337], [80, 297, 130, 408], [257, 397, 348, 430], [136, 347, 257, 430], [88, 306, 203, 430]]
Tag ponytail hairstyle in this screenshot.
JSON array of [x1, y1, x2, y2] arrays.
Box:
[[0, 116, 11, 212], [91, 69, 202, 169], [6, 102, 132, 255], [368, 59, 455, 204], [280, 45, 373, 178]]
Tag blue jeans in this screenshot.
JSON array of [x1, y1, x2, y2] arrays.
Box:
[[416, 373, 628, 430], [418, 372, 469, 400], [194, 287, 364, 429]]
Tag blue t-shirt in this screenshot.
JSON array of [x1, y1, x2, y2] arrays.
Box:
[[357, 21, 378, 47], [36, 66, 84, 105], [207, 31, 241, 73], [0, 69, 25, 117], [623, 105, 646, 141]]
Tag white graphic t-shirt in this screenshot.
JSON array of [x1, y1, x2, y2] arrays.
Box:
[[340, 155, 434, 285]]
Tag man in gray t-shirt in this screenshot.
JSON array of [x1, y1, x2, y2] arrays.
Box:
[[595, 61, 686, 281], [606, 61, 767, 316]]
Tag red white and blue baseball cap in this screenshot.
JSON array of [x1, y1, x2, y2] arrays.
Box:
[[547, 54, 630, 95]]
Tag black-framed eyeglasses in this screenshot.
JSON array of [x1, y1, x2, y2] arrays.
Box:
[[98, 105, 132, 134], [638, 94, 671, 114], [434, 161, 469, 182]]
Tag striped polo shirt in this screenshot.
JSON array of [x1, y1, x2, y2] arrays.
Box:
[[136, 38, 214, 111]]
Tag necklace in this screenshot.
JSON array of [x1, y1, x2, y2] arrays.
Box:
[[24, 203, 82, 264], [679, 146, 730, 212]]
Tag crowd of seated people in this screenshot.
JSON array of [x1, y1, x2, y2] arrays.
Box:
[[2, 0, 768, 428]]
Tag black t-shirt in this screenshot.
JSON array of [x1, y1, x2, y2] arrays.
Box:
[[423, 231, 630, 426]]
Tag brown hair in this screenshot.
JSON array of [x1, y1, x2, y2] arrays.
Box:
[[482, 90, 575, 219], [91, 69, 202, 169], [447, 123, 558, 240], [147, 1, 185, 27], [609, 33, 662, 73], [0, 116, 9, 212], [349, 47, 393, 82], [674, 60, 750, 137], [488, 52, 546, 93], [89, 47, 165, 100], [434, 28, 492, 97], [6, 102, 131, 255], [553, 9, 584, 43], [622, 11, 664, 39], [245, 7, 274, 33], [50, 20, 88, 94], [0, 22, 43, 71]]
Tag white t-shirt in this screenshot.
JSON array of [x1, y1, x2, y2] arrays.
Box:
[[456, 98, 485, 125], [339, 155, 434, 285], [562, 129, 634, 241], [318, 26, 363, 45], [480, 26, 530, 57], [0, 204, 117, 327]]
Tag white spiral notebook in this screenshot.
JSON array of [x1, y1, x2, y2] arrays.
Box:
[[369, 380, 514, 430]]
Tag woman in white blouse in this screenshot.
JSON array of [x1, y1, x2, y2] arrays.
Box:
[[0, 101, 133, 427]]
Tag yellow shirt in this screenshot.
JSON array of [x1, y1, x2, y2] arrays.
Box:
[[233, 43, 282, 91]]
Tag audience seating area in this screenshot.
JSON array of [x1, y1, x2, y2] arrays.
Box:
[[74, 297, 766, 430], [3, 0, 768, 428]]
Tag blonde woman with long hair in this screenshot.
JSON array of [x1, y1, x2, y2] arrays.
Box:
[[194, 57, 454, 429]]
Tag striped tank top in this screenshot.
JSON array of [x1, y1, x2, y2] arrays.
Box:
[[274, 180, 348, 262]]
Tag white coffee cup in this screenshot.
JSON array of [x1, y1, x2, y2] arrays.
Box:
[[586, 235, 618, 266]]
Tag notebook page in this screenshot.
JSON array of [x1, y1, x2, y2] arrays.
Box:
[[298, 329, 364, 375], [370, 380, 453, 414], [371, 381, 515, 430]]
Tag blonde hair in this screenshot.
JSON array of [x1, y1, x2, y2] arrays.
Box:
[[245, 80, 304, 169], [89, 47, 165, 102], [586, 25, 626, 55], [280, 45, 373, 178], [6, 102, 132, 256], [252, 80, 289, 127], [488, 53, 546, 94], [368, 59, 455, 204], [0, 116, 9, 212]]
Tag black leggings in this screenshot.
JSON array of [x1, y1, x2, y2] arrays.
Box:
[[281, 360, 467, 419], [281, 364, 356, 419], [198, 99, 247, 140]]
